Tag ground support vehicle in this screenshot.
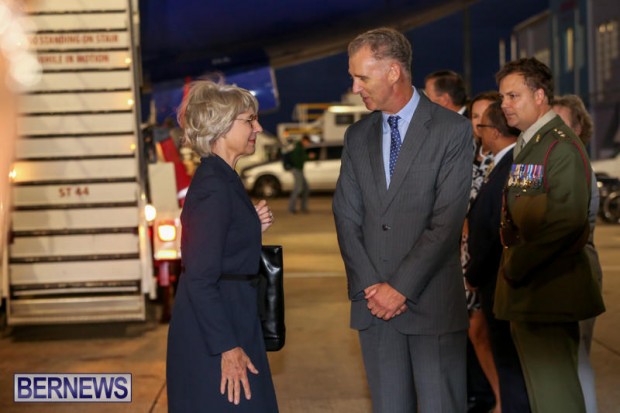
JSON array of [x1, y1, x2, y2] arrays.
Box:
[[277, 100, 369, 145], [241, 142, 344, 198], [597, 173, 620, 224]]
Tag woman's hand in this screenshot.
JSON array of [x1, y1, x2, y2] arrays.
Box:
[[220, 347, 259, 405], [254, 199, 274, 232]]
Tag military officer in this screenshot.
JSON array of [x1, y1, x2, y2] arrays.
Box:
[[494, 58, 605, 413]]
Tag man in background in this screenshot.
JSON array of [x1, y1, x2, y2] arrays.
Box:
[[424, 70, 469, 115], [426, 69, 497, 412], [288, 135, 310, 214]]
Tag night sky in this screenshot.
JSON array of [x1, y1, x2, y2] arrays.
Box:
[[258, 0, 548, 136]]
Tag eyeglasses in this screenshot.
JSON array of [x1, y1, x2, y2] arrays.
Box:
[[476, 124, 497, 130], [235, 114, 258, 127]]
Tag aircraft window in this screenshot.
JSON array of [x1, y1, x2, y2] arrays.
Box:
[[335, 114, 355, 125]]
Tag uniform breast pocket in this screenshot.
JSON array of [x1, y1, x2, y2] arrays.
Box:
[[510, 191, 548, 241]]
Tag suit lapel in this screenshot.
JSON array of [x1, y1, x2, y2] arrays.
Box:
[[230, 173, 256, 214], [382, 96, 432, 210], [487, 148, 514, 182], [367, 114, 389, 199]]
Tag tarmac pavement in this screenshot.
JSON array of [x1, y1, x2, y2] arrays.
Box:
[[0, 195, 618, 412]]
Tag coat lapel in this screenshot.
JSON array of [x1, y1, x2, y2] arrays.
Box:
[[367, 113, 389, 199], [213, 155, 256, 214], [230, 172, 256, 214], [487, 148, 514, 183]]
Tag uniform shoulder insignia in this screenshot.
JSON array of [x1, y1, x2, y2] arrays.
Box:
[[553, 128, 566, 138]]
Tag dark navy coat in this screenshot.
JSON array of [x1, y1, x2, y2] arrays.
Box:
[[167, 155, 278, 412], [465, 148, 514, 293], [465, 148, 531, 413]]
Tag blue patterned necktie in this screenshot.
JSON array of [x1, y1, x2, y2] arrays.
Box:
[[388, 115, 402, 177]]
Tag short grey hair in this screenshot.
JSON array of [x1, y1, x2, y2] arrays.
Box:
[[177, 80, 258, 157], [348, 27, 412, 80]]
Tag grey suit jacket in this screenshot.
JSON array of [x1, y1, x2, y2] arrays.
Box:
[[333, 93, 472, 335]]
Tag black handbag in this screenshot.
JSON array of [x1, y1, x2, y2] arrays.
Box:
[[258, 245, 286, 351]]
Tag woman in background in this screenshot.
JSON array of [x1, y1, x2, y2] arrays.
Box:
[[553, 94, 601, 413], [167, 80, 278, 412]]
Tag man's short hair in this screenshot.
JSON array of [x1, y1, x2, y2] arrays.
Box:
[[425, 70, 468, 107], [495, 57, 554, 103], [348, 27, 412, 80]]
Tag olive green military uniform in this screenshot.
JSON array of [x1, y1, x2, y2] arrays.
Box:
[[494, 114, 605, 413]]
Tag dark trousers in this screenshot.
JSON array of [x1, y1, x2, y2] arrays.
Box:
[[480, 286, 530, 413], [288, 168, 308, 212]]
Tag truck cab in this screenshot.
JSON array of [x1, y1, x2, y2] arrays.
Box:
[[277, 98, 369, 145]]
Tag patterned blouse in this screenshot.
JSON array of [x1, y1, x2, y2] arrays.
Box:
[[462, 142, 493, 310]]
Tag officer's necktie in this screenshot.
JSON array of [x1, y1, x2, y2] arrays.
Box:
[[388, 115, 402, 177], [514, 133, 525, 157]]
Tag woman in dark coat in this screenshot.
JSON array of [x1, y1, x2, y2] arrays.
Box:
[[167, 80, 278, 412]]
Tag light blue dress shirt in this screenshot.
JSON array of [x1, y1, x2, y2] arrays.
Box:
[[382, 87, 420, 187]]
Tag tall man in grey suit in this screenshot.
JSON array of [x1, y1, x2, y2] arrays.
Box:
[[333, 27, 474, 413]]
